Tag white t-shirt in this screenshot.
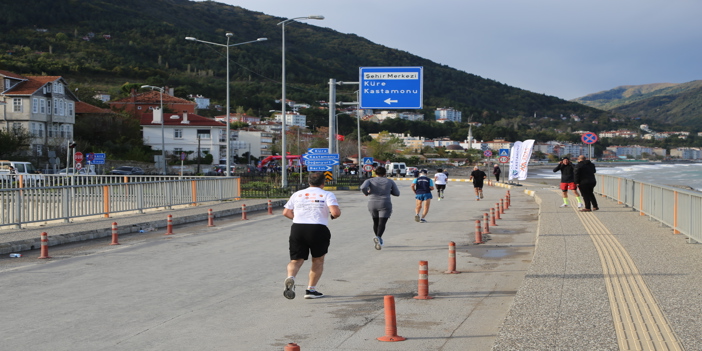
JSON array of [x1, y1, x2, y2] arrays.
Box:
[[434, 172, 448, 185], [284, 186, 339, 226]]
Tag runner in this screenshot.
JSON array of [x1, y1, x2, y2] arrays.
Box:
[[553, 156, 583, 208], [469, 166, 487, 200], [411, 169, 435, 223], [360, 166, 400, 250], [434, 168, 448, 200]]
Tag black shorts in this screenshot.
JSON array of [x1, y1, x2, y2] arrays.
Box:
[[436, 184, 446, 191], [289, 223, 331, 260], [473, 182, 484, 189]]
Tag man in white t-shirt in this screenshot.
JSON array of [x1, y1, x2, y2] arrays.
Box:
[[434, 168, 448, 200], [282, 172, 341, 300]]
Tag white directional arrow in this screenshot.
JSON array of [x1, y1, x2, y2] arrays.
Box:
[[384, 98, 398, 105]]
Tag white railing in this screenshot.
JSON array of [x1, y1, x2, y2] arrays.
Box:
[[0, 177, 240, 229], [596, 174, 702, 243]]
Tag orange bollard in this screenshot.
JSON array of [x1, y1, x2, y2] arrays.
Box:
[[110, 222, 120, 245], [241, 204, 248, 220], [284, 343, 301, 351], [268, 200, 273, 215], [38, 232, 51, 259], [495, 204, 501, 220], [445, 241, 460, 274], [483, 213, 490, 234], [474, 220, 484, 244], [165, 214, 174, 235], [506, 194, 510, 209], [500, 199, 505, 214], [490, 208, 498, 226], [377, 295, 406, 342], [207, 209, 215, 227], [414, 260, 433, 299]]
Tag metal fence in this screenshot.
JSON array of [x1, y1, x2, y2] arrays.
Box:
[[596, 174, 702, 243], [0, 177, 240, 229]]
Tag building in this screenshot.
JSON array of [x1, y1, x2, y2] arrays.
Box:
[[237, 129, 274, 158], [669, 147, 700, 160], [272, 111, 306, 129], [110, 88, 196, 118], [192, 95, 210, 110], [1, 69, 78, 158], [435, 107, 462, 123], [214, 113, 261, 124]]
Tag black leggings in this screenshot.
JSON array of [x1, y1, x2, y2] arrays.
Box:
[[578, 183, 598, 210], [372, 217, 389, 238]]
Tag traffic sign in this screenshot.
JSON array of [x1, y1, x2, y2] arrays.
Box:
[[499, 156, 510, 163], [484, 150, 493, 157], [363, 157, 374, 165], [302, 153, 339, 161], [359, 66, 423, 109], [85, 153, 95, 162], [307, 148, 330, 154], [74, 152, 83, 162], [499, 149, 509, 157], [363, 164, 373, 172], [581, 132, 598, 145], [92, 153, 106, 165], [180, 152, 186, 161], [75, 162, 82, 170], [480, 144, 488, 151], [308, 165, 333, 172], [305, 159, 340, 166]]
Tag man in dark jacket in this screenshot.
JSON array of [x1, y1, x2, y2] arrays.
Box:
[[573, 155, 598, 212], [553, 157, 583, 208]]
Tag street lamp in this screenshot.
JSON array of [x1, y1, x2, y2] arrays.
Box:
[[185, 34, 267, 176], [278, 15, 324, 187], [141, 85, 166, 174]]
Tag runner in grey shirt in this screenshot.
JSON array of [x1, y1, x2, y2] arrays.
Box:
[[360, 166, 400, 250]]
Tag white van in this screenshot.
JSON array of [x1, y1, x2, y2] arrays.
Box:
[[385, 162, 407, 177], [0, 160, 44, 185]]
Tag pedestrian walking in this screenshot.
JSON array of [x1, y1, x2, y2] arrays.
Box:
[[493, 164, 501, 182], [553, 157, 584, 208], [434, 168, 448, 200], [282, 172, 341, 300], [574, 155, 598, 212], [360, 166, 400, 250], [469, 166, 487, 200], [411, 169, 434, 223]]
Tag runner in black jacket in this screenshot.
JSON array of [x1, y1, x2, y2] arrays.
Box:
[[553, 157, 583, 208]]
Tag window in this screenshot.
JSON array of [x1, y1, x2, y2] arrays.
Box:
[[32, 98, 38, 113], [40, 99, 46, 114], [197, 129, 211, 140], [13, 98, 22, 112], [66, 125, 72, 139], [12, 123, 22, 134], [174, 129, 183, 139], [137, 106, 142, 110], [59, 99, 64, 116], [47, 100, 51, 114], [67, 102, 74, 116], [35, 144, 43, 156], [4, 79, 10, 90], [31, 123, 37, 137], [53, 98, 58, 115], [201, 148, 210, 158]]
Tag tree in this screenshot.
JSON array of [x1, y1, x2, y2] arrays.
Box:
[[0, 127, 31, 159]]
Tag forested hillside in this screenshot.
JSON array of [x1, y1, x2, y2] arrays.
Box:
[[0, 0, 608, 125]]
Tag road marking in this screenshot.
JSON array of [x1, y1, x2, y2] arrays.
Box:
[[574, 206, 683, 351]]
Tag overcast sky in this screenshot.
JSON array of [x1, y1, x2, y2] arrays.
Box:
[[204, 0, 702, 100]]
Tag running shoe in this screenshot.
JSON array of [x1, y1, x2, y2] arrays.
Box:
[[415, 214, 420, 222], [578, 203, 584, 208], [283, 277, 296, 300], [374, 236, 382, 250], [438, 197, 441, 201], [480, 194, 484, 199], [304, 290, 324, 299], [476, 197, 480, 201], [379, 237, 383, 246], [420, 218, 427, 223], [580, 208, 592, 212], [593, 207, 599, 211], [560, 203, 568, 208]]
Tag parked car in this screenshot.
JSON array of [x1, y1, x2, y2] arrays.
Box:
[[0, 160, 44, 185], [59, 168, 97, 175], [110, 166, 145, 175]]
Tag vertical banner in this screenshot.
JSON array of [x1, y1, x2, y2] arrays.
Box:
[[517, 139, 535, 180], [508, 141, 522, 181]]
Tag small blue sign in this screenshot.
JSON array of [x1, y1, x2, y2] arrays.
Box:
[[308, 165, 333, 172], [499, 149, 509, 157], [92, 153, 106, 165], [85, 153, 95, 162], [307, 148, 330, 154], [302, 154, 339, 161], [581, 132, 598, 145], [305, 159, 339, 166], [363, 157, 374, 165], [359, 66, 423, 109]]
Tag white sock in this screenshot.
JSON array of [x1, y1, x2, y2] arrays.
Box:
[[307, 286, 316, 291]]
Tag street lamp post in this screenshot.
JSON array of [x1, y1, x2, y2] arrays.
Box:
[[278, 15, 324, 187], [140, 85, 166, 174], [185, 34, 267, 176]]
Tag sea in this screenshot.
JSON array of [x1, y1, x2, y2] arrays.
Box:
[[526, 162, 702, 192]]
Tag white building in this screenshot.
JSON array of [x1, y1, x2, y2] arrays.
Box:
[[193, 95, 210, 110], [237, 129, 274, 158], [272, 111, 306, 129], [435, 107, 462, 123]]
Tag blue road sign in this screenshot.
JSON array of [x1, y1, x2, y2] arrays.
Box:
[[308, 165, 333, 172], [305, 159, 340, 166], [307, 148, 330, 154], [581, 132, 598, 145], [484, 150, 493, 157], [92, 153, 106, 165], [85, 153, 95, 162], [359, 66, 423, 109], [363, 157, 374, 165], [499, 149, 509, 157], [302, 154, 339, 161]]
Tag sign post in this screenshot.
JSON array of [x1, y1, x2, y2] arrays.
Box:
[[359, 67, 423, 109], [581, 132, 598, 160]]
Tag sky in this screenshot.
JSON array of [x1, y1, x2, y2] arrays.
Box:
[[204, 0, 702, 100]]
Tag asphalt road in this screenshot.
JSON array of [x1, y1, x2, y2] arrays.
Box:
[[0, 180, 539, 351]]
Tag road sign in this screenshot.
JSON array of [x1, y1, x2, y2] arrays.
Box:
[[359, 66, 423, 109], [180, 152, 186, 161], [85, 153, 95, 162], [92, 153, 106, 165], [480, 144, 488, 151], [324, 171, 334, 181], [363, 157, 374, 165], [74, 152, 83, 162], [484, 150, 493, 157], [499, 149, 509, 157], [308, 165, 333, 172], [307, 148, 330, 154], [363, 164, 373, 172], [305, 159, 340, 166], [75, 162, 82, 170], [499, 156, 510, 163], [302, 153, 339, 161], [581, 132, 598, 145]]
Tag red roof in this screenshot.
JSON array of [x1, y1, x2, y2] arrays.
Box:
[[112, 91, 195, 105], [3, 76, 61, 95], [75, 101, 113, 114], [0, 70, 27, 80], [140, 112, 225, 127]]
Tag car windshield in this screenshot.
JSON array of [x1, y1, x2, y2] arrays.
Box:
[[116, 167, 132, 171]]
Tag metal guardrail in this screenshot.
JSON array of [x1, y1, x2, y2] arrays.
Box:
[[0, 177, 240, 229], [596, 174, 702, 243]]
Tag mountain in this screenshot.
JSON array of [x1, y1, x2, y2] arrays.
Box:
[[0, 0, 611, 126], [572, 81, 702, 127]]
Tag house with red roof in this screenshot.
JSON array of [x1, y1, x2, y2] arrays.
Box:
[[1, 69, 79, 158], [110, 88, 196, 118]]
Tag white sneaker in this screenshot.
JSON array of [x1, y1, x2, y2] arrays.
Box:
[[578, 203, 584, 208], [560, 203, 568, 208]]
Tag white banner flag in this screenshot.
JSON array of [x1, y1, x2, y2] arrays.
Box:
[[508, 141, 522, 181], [517, 139, 535, 180]]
